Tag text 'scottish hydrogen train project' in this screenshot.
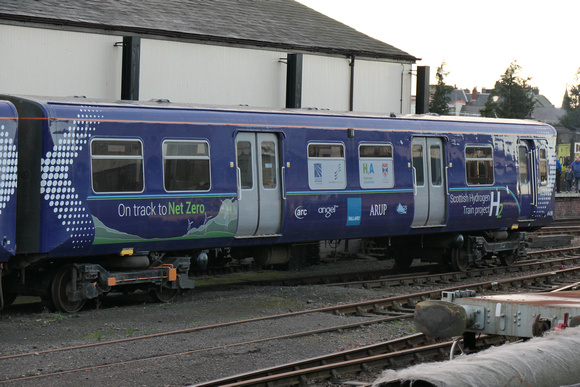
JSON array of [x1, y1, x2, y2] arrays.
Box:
[[0, 95, 557, 312]]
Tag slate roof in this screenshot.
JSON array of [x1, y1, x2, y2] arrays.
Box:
[[0, 0, 416, 62]]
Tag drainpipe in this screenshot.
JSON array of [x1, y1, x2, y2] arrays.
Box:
[[400, 63, 405, 114], [349, 55, 355, 111], [121, 36, 141, 101]]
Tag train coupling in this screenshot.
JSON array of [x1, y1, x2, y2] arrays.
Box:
[[414, 290, 481, 337], [415, 290, 580, 339]]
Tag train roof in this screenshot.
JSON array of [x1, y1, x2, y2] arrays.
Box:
[[1, 94, 556, 133]]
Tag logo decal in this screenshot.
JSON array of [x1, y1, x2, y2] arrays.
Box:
[[318, 205, 338, 218], [334, 164, 342, 180], [295, 206, 308, 219], [314, 163, 322, 183], [369, 204, 388, 216], [396, 203, 407, 215], [362, 163, 374, 175], [346, 198, 361, 226]]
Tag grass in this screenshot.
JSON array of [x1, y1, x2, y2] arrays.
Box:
[[86, 331, 104, 341], [36, 312, 64, 324]]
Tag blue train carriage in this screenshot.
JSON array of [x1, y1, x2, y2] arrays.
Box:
[[0, 101, 18, 265], [0, 95, 557, 312], [281, 113, 556, 271], [388, 115, 557, 271], [1, 95, 218, 312]]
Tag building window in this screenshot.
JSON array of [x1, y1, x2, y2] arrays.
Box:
[[359, 144, 394, 188], [91, 139, 144, 193], [307, 143, 346, 190], [163, 141, 210, 191], [465, 146, 494, 185]]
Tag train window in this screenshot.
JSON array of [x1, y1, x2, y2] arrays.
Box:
[[359, 144, 394, 188], [261, 141, 277, 189], [163, 141, 210, 191], [465, 146, 493, 185], [237, 141, 253, 189], [518, 146, 529, 184], [91, 139, 144, 193], [539, 148, 548, 184], [412, 145, 424, 186], [307, 143, 346, 190], [308, 144, 344, 158], [430, 145, 442, 186]]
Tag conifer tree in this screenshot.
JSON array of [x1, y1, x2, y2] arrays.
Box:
[[480, 61, 535, 119], [560, 68, 580, 129], [429, 62, 453, 115]]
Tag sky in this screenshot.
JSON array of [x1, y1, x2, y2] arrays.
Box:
[[296, 0, 580, 108]]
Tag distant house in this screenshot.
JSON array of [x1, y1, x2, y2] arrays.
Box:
[[456, 87, 565, 125]]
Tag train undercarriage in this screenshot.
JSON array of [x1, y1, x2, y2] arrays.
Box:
[[0, 242, 322, 313], [0, 230, 528, 313], [384, 229, 528, 272], [0, 254, 195, 313]]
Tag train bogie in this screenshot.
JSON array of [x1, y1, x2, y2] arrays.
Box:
[[0, 95, 557, 311]]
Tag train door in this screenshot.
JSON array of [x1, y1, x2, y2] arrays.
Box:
[[411, 137, 446, 227], [235, 132, 283, 236], [517, 140, 536, 220]]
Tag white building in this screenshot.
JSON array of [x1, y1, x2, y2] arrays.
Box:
[[0, 0, 417, 114]]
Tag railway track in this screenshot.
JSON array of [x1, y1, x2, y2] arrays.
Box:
[[193, 265, 580, 386], [192, 245, 580, 293], [4, 258, 580, 385], [5, 245, 579, 313], [192, 334, 509, 387]]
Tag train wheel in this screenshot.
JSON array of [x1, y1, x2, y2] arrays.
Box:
[[149, 287, 178, 303], [394, 254, 413, 271], [51, 265, 86, 313], [451, 248, 470, 272], [499, 251, 516, 266], [2, 291, 17, 308], [1, 277, 17, 308]]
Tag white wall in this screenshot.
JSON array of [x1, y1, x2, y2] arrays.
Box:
[[354, 60, 412, 115], [0, 25, 122, 99], [0, 24, 413, 114], [301, 54, 351, 111], [139, 39, 287, 107], [302, 54, 412, 114]]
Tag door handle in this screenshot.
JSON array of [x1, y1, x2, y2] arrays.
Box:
[[236, 167, 242, 200], [281, 166, 286, 200]]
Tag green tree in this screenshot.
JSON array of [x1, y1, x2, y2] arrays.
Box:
[[480, 61, 536, 119], [560, 68, 580, 129], [429, 62, 454, 115], [479, 96, 498, 118]]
